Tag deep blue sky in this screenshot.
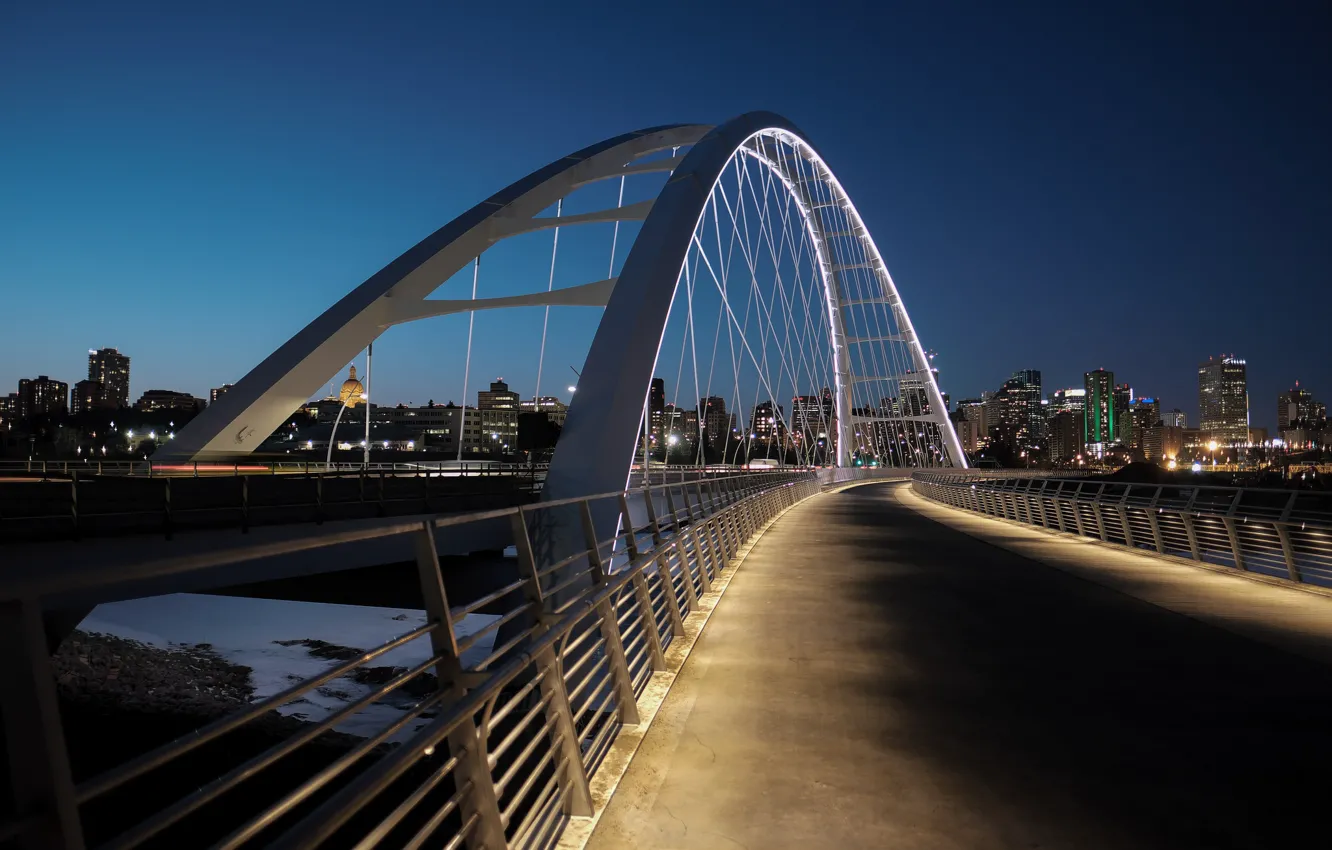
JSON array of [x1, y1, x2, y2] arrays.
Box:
[[2, 2, 1328, 430]]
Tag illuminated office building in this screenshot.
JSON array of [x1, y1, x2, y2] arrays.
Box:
[[1198, 355, 1249, 445]]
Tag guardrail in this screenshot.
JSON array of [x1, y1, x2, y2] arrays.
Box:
[[912, 473, 1332, 587], [0, 468, 540, 543], [0, 468, 858, 849], [0, 460, 548, 479]]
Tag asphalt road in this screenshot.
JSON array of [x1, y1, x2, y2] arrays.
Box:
[[587, 481, 1332, 850]]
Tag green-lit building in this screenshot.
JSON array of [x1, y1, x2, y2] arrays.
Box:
[[1084, 369, 1115, 449]]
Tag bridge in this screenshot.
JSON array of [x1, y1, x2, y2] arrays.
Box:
[[3, 113, 1330, 849]]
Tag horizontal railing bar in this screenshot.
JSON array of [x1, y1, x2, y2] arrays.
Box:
[[351, 757, 465, 850], [77, 621, 435, 803], [216, 687, 453, 850], [399, 783, 479, 850], [98, 653, 445, 850], [450, 575, 530, 620], [455, 603, 530, 655]]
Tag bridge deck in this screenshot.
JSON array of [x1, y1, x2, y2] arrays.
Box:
[[586, 481, 1332, 850]]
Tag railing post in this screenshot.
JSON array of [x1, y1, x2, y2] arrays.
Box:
[[642, 484, 664, 547], [1033, 482, 1049, 528], [162, 478, 173, 540], [0, 599, 85, 850], [1276, 492, 1301, 582], [412, 522, 509, 847], [718, 480, 739, 559], [1146, 487, 1166, 554], [240, 475, 250, 533], [1222, 489, 1245, 571], [1116, 488, 1135, 549], [678, 486, 713, 593], [618, 493, 640, 562], [718, 479, 741, 555], [630, 567, 667, 671], [69, 471, 80, 540], [691, 482, 720, 580], [533, 643, 595, 815], [1071, 484, 1088, 537], [1180, 489, 1203, 561], [663, 487, 700, 611], [574, 499, 642, 725], [656, 552, 687, 636], [314, 474, 324, 525], [1092, 487, 1110, 542]]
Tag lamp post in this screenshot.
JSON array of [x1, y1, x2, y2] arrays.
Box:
[[326, 365, 367, 471], [363, 342, 373, 468]]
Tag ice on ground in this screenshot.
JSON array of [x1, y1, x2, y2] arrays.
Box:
[[80, 593, 498, 739]]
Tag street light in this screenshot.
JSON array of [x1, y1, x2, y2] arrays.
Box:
[[326, 365, 368, 470]]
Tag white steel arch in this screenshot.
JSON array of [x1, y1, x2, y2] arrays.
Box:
[[543, 112, 965, 501], [164, 112, 964, 492], [161, 124, 709, 462]]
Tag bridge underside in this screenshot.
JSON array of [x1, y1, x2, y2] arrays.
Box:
[[587, 482, 1332, 849]]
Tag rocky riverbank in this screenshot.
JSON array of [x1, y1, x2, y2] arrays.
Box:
[[53, 630, 254, 717], [8, 631, 400, 848]]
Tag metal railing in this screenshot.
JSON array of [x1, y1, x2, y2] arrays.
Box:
[[912, 473, 1332, 587], [0, 460, 548, 479], [0, 466, 547, 543], [0, 468, 845, 849]]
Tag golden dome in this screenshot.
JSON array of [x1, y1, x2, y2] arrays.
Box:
[[338, 365, 365, 407]]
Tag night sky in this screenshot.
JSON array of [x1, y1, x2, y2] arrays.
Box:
[[2, 2, 1328, 430]]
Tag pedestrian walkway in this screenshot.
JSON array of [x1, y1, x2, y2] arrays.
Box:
[[584, 481, 1332, 850]]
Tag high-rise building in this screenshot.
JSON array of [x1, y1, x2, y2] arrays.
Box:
[[18, 376, 69, 418], [953, 399, 988, 452], [211, 384, 235, 404], [988, 370, 1042, 451], [1113, 384, 1132, 443], [1162, 408, 1186, 428], [1010, 370, 1044, 440], [789, 389, 836, 463], [1048, 410, 1084, 463], [648, 379, 665, 416], [1048, 387, 1087, 416], [1198, 355, 1249, 445], [699, 396, 729, 451], [1278, 383, 1321, 430], [87, 348, 131, 409], [788, 389, 831, 442], [1083, 369, 1115, 449], [748, 401, 785, 449], [71, 379, 104, 416], [1128, 397, 1161, 451]]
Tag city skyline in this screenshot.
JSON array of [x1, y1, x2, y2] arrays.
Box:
[[3, 5, 1329, 437], [5, 339, 1325, 435]]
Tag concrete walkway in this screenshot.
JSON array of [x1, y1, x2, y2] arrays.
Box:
[[585, 481, 1332, 850]]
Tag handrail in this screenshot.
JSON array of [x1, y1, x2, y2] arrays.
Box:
[[911, 472, 1332, 589], [0, 466, 883, 849]]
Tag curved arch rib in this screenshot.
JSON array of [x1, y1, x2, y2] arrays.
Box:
[[162, 124, 709, 462], [545, 112, 965, 503]]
